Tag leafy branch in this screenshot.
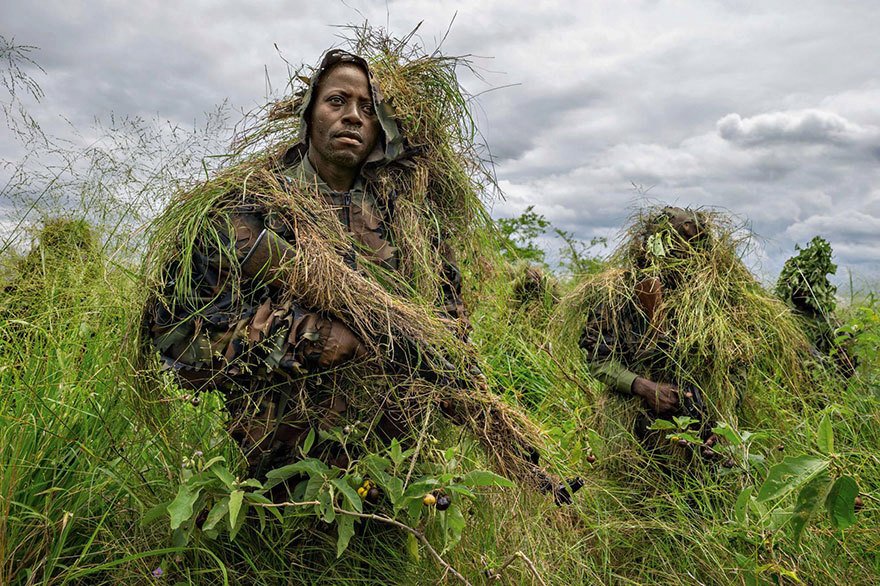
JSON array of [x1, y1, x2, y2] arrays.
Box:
[[145, 437, 520, 584], [733, 411, 860, 545]]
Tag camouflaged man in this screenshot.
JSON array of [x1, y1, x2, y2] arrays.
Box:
[[145, 50, 467, 475], [578, 206, 722, 457]]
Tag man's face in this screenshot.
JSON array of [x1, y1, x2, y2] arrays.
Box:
[[307, 63, 380, 181]]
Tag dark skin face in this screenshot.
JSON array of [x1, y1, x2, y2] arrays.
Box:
[[307, 63, 380, 192]]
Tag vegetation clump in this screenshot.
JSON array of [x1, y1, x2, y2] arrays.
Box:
[[776, 235, 838, 318], [775, 236, 853, 369]]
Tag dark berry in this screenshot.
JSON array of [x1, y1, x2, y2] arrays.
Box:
[[435, 494, 452, 511]]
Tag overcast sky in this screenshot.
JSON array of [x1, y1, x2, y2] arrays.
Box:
[[2, 0, 879, 285]]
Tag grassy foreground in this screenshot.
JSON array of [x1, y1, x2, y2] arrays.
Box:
[[0, 213, 877, 586]]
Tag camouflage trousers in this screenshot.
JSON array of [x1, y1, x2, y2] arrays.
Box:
[[226, 379, 411, 479]]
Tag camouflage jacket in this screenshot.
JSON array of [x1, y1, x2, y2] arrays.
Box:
[[146, 150, 468, 393], [578, 275, 669, 395]]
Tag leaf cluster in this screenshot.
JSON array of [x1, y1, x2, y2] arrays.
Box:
[[775, 236, 838, 317], [148, 436, 514, 565], [734, 411, 859, 547]]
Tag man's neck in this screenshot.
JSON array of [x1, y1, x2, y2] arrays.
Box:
[[306, 152, 357, 192]]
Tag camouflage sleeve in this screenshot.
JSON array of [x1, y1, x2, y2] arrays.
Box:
[[578, 306, 638, 395], [587, 357, 638, 396], [147, 208, 367, 391]]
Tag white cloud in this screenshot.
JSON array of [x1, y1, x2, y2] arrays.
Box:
[[717, 109, 877, 147], [786, 212, 880, 243]]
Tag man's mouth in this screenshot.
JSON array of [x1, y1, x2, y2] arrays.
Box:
[[334, 131, 362, 144]]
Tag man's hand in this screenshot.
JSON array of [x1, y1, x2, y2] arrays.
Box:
[[631, 376, 679, 414]]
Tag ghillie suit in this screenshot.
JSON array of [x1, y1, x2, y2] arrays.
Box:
[[775, 236, 856, 376], [510, 263, 560, 313], [6, 218, 97, 281], [139, 37, 553, 491], [555, 206, 810, 476]]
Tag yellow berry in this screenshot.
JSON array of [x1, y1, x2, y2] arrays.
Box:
[[423, 493, 437, 506]]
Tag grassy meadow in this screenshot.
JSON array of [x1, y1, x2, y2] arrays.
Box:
[[1, 202, 877, 585]]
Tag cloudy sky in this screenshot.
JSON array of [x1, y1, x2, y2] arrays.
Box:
[[2, 0, 879, 285]]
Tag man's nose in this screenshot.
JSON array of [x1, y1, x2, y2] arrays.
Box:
[[341, 103, 363, 126]]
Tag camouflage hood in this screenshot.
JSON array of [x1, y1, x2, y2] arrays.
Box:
[[282, 49, 405, 168]]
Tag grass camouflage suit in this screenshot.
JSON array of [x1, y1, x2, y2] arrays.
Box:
[[145, 50, 468, 475]]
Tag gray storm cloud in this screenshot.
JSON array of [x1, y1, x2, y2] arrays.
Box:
[[1, 0, 878, 285]]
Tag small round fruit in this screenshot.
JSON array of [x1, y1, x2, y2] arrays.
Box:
[[586, 454, 597, 464], [722, 459, 735, 469], [678, 439, 689, 448], [854, 495, 864, 510], [357, 487, 367, 499], [190, 395, 201, 407], [423, 493, 437, 506], [776, 444, 785, 452], [435, 494, 451, 511], [366, 487, 380, 503]]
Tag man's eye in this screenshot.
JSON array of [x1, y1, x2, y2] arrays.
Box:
[[361, 103, 375, 116], [328, 96, 345, 105]]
